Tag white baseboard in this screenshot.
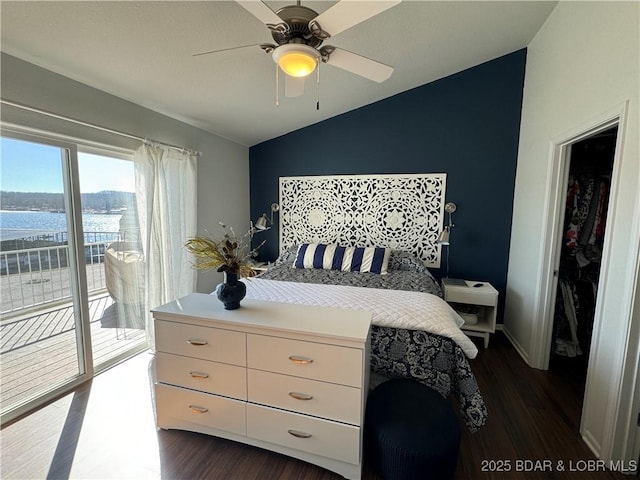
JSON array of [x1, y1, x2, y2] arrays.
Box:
[[502, 325, 531, 366], [582, 428, 602, 459]]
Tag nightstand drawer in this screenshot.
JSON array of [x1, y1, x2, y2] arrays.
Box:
[[155, 384, 246, 435], [247, 334, 363, 387], [444, 282, 498, 306], [445, 290, 494, 306], [247, 403, 360, 465], [247, 369, 361, 425], [155, 319, 246, 366], [156, 352, 247, 400]]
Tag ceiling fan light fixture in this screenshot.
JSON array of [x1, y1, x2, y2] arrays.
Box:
[[272, 44, 319, 78]]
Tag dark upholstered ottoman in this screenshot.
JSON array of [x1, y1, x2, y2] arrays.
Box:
[[364, 378, 461, 480]]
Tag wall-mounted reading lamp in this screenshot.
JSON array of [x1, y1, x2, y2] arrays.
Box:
[[437, 202, 457, 278], [253, 203, 280, 233]]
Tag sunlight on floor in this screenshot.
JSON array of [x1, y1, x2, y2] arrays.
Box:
[[70, 353, 160, 479], [1, 352, 161, 479]]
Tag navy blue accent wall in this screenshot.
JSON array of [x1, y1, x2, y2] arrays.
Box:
[[250, 49, 527, 321]]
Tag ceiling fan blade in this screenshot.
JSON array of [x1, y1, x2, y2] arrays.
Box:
[[311, 0, 401, 37], [236, 1, 283, 27], [192, 43, 260, 57], [325, 47, 393, 82], [285, 75, 305, 98]]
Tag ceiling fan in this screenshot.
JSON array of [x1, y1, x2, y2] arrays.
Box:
[[194, 0, 401, 101]]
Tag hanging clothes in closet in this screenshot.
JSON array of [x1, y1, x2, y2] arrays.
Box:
[[552, 129, 615, 359]]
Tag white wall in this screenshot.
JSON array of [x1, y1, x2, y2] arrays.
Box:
[[505, 1, 639, 463], [1, 53, 249, 295]]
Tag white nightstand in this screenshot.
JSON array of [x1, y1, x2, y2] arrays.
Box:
[[442, 279, 498, 348]]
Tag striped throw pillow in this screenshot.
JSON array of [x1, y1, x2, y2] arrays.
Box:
[[293, 243, 390, 274]]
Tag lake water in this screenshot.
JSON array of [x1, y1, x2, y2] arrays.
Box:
[[0, 211, 122, 241]]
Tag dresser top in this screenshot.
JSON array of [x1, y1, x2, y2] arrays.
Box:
[[152, 293, 372, 344]]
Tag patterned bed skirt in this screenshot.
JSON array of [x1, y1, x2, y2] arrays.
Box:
[[369, 325, 487, 432]]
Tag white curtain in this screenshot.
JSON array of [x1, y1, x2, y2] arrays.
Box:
[[134, 143, 197, 348]]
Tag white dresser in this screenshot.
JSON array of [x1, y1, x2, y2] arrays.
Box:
[[152, 293, 372, 480]]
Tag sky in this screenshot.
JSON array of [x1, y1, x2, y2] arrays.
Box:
[[0, 137, 135, 193]]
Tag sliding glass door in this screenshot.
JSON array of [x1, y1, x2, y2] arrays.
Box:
[[77, 150, 146, 367], [0, 132, 146, 423], [0, 133, 90, 422]]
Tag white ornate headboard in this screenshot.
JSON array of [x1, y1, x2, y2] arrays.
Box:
[[279, 173, 447, 267]]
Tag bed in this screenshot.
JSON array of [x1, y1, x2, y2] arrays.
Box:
[[245, 249, 487, 432], [242, 173, 488, 432]]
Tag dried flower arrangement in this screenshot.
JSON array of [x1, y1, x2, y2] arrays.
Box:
[[184, 223, 264, 278]]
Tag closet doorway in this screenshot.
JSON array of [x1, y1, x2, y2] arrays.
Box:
[[548, 125, 618, 405]]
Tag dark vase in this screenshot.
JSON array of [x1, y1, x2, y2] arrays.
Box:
[[215, 271, 246, 310]]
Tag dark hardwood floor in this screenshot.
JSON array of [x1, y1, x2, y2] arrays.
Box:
[[1, 332, 633, 479]]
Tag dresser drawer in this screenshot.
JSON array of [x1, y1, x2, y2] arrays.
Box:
[[247, 334, 362, 387], [247, 403, 360, 465], [156, 352, 247, 400], [155, 319, 246, 366], [248, 369, 361, 425], [155, 384, 246, 435]]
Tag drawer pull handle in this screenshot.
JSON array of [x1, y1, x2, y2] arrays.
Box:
[[187, 338, 208, 346], [288, 355, 313, 365], [289, 392, 314, 401], [188, 405, 208, 414], [189, 371, 210, 379], [288, 429, 312, 439]]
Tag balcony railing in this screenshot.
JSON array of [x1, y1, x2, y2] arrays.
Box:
[[1, 230, 147, 421], [0, 232, 120, 315]]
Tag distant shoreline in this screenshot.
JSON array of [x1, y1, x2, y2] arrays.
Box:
[[1, 190, 135, 214]]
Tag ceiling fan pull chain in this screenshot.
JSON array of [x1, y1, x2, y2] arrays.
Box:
[[275, 64, 280, 108], [316, 59, 320, 111]]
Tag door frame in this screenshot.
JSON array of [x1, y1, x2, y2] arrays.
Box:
[[533, 114, 620, 370], [531, 100, 640, 464], [0, 127, 94, 424], [0, 124, 147, 425], [627, 218, 640, 470]]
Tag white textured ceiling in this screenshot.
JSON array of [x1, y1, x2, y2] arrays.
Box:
[[0, 1, 556, 146]]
